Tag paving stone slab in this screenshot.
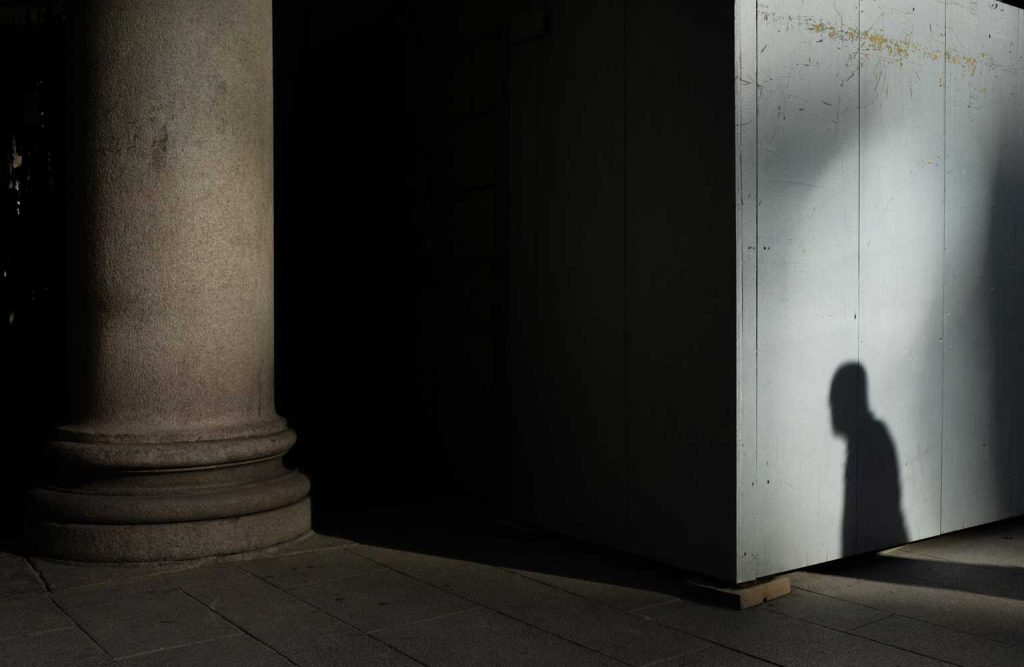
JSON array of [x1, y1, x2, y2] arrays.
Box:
[[899, 529, 1024, 569], [53, 574, 188, 612], [639, 600, 947, 666], [761, 588, 890, 631], [802, 551, 1024, 603], [24, 534, 347, 593], [240, 547, 382, 589], [173, 566, 357, 636], [118, 633, 291, 666], [0, 596, 73, 640], [882, 554, 1024, 600], [458, 570, 708, 664], [0, 627, 110, 666], [649, 644, 774, 666], [27, 557, 199, 592], [790, 568, 1024, 647], [902, 518, 1024, 550], [355, 546, 707, 666], [271, 532, 356, 554], [375, 606, 620, 666], [350, 544, 503, 588], [290, 568, 477, 633], [511, 567, 679, 611], [164, 564, 267, 590], [852, 613, 1024, 667], [0, 553, 46, 598], [64, 589, 238, 659], [4, 512, 1023, 667], [171, 566, 416, 665], [48, 565, 254, 613], [283, 629, 421, 667], [468, 533, 693, 604]]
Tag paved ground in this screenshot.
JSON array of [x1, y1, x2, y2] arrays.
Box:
[[1, 498, 1023, 666]]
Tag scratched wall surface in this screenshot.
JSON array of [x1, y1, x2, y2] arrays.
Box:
[[738, 0, 1024, 578]]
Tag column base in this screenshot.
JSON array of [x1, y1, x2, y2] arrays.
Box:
[[26, 428, 311, 562], [28, 500, 310, 562]]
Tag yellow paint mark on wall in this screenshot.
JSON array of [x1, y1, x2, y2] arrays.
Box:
[[809, 19, 982, 75], [946, 52, 979, 76]]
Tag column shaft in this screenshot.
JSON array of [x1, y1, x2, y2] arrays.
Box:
[[27, 0, 309, 561]]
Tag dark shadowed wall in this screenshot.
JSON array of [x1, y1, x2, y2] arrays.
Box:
[[505, 0, 737, 578], [273, 2, 525, 509], [273, 1, 740, 580]]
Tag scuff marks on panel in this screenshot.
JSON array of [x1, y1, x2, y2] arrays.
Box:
[[803, 18, 991, 76]]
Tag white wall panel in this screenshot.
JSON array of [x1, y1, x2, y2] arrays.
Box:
[[740, 0, 1024, 578], [942, 0, 1024, 532], [857, 0, 944, 551], [736, 0, 761, 585], [753, 0, 860, 576]]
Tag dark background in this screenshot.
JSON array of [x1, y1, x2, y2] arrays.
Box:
[[1, 1, 68, 542], [272, 2, 520, 513]]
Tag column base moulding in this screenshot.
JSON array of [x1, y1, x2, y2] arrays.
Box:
[[26, 428, 311, 562], [27, 500, 311, 562]]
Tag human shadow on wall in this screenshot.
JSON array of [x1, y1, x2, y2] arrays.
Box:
[[830, 363, 907, 555], [808, 111, 1024, 606]]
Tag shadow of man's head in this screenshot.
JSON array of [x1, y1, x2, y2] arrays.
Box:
[[829, 362, 866, 438]]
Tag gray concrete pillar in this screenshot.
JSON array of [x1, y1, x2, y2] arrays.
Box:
[[26, 0, 310, 561]]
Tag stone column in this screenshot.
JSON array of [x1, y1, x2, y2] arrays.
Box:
[[26, 0, 310, 561]]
